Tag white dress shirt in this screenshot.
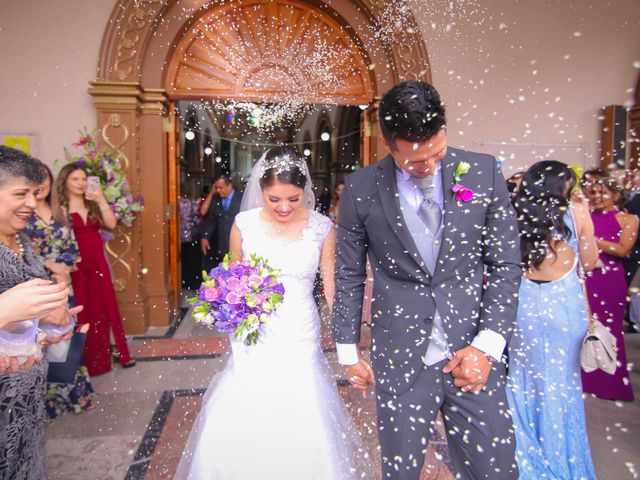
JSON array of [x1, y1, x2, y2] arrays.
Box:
[[336, 163, 506, 365]]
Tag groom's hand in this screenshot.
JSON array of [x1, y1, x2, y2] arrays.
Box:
[[345, 359, 375, 394], [442, 345, 492, 394]]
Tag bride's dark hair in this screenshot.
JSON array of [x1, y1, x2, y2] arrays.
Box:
[[513, 160, 576, 270], [259, 146, 307, 190]]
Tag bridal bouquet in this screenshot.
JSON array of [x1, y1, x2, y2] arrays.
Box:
[[189, 254, 285, 345], [64, 128, 144, 227]]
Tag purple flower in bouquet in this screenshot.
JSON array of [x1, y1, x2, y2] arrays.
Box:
[[188, 253, 285, 345], [202, 286, 222, 303]]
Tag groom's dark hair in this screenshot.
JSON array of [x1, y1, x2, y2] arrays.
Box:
[[379, 81, 447, 150]]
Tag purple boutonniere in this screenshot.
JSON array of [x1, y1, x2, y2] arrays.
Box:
[[451, 161, 474, 202]]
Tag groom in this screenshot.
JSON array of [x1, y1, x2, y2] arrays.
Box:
[[332, 81, 520, 479]]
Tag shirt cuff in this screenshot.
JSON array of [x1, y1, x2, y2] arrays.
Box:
[[336, 343, 359, 366], [471, 329, 506, 362]]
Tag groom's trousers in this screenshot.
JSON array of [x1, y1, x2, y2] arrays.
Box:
[[375, 359, 518, 480]]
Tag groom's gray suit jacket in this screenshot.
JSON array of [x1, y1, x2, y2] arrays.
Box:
[[332, 149, 521, 395]]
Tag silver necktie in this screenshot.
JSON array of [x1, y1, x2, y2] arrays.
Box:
[[412, 175, 442, 234]]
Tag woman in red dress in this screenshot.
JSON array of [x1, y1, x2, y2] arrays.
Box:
[[54, 164, 135, 375]]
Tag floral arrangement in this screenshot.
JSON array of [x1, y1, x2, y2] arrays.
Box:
[[64, 128, 144, 227], [451, 161, 474, 202], [189, 253, 285, 345]]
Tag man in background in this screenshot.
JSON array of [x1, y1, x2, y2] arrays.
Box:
[[200, 176, 242, 271]]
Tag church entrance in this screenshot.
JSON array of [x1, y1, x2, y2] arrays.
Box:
[[165, 0, 377, 290], [174, 99, 363, 289], [93, 0, 431, 331]]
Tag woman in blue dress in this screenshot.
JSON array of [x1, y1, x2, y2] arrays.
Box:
[[507, 160, 599, 479]]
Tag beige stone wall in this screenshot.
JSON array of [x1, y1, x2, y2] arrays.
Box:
[[0, 0, 638, 172], [412, 0, 640, 173], [0, 0, 115, 165]]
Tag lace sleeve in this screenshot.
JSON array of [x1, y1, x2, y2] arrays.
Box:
[[234, 210, 250, 239], [311, 211, 334, 244], [234, 208, 263, 243]]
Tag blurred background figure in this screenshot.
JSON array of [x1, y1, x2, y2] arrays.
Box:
[[197, 184, 214, 219], [327, 181, 344, 225], [196, 185, 211, 223], [581, 168, 610, 202], [622, 167, 640, 198], [582, 177, 637, 401], [200, 175, 243, 272], [316, 186, 331, 215], [179, 195, 202, 290], [623, 168, 640, 285], [506, 171, 526, 198]]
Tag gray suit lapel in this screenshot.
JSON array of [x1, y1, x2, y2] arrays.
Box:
[[433, 152, 460, 282], [377, 156, 431, 277]]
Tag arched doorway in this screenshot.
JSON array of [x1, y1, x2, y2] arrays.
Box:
[[92, 0, 431, 332], [165, 1, 375, 104]]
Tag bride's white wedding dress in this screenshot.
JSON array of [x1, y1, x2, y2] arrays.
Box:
[[175, 208, 374, 480]]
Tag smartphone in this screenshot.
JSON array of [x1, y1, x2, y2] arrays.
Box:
[[87, 176, 100, 194]]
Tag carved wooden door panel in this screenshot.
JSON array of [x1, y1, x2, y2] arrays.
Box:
[[167, 0, 375, 105]]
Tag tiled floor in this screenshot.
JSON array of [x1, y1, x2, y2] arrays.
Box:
[[46, 294, 640, 480]]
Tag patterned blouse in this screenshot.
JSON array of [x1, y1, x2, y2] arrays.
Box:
[[23, 213, 81, 267]]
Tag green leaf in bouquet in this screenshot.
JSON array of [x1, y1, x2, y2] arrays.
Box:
[[245, 331, 259, 346], [268, 293, 283, 305], [193, 304, 210, 316], [192, 305, 211, 323], [245, 293, 256, 308], [202, 277, 216, 288], [233, 320, 248, 341]]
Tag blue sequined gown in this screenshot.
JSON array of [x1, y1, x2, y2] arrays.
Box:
[[506, 213, 596, 479]]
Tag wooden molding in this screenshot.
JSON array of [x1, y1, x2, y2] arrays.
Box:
[[89, 81, 168, 114]]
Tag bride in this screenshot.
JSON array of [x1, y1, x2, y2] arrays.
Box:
[[175, 146, 375, 479]]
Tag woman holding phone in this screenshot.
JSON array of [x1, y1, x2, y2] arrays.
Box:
[[54, 164, 135, 375]]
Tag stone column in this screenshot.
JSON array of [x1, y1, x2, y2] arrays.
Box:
[[88, 81, 175, 333]]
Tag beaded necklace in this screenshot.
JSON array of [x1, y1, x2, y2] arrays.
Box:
[[0, 233, 25, 261]]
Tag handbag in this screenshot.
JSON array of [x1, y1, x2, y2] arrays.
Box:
[[575, 229, 618, 375], [47, 324, 88, 384]]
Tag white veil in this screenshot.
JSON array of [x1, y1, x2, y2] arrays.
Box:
[[239, 148, 315, 212]]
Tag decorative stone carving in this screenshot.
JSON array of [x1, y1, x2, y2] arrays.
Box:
[[112, 0, 164, 81]]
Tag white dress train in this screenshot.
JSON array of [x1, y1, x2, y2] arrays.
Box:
[[175, 208, 375, 480]]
